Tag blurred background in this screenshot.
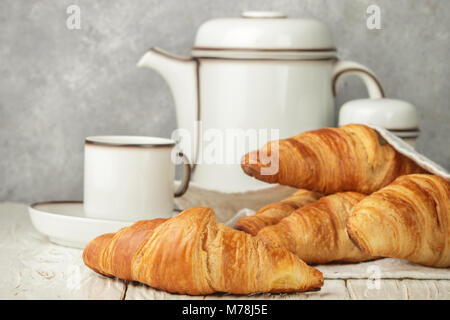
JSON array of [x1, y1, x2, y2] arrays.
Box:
[[0, 0, 449, 202]]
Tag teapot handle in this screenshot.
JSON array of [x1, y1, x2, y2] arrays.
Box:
[[332, 60, 385, 99]]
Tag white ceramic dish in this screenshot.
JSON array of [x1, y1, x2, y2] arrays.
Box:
[[338, 98, 419, 131], [138, 10, 384, 192], [28, 182, 294, 250], [28, 201, 134, 249], [84, 135, 190, 221]]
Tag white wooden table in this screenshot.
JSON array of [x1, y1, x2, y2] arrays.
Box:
[[0, 202, 448, 300]]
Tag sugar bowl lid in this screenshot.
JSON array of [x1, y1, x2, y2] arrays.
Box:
[[338, 98, 419, 131], [191, 11, 336, 59]]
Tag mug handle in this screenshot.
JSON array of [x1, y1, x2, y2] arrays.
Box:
[[174, 152, 191, 197], [332, 60, 385, 99]]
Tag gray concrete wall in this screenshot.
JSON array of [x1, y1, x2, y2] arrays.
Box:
[[1, 0, 449, 202]]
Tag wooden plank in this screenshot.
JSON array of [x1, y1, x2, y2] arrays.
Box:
[[1, 202, 449, 300], [0, 202, 126, 299], [347, 279, 406, 299], [124, 280, 349, 300], [279, 280, 350, 300], [347, 279, 450, 300], [401, 280, 450, 300]]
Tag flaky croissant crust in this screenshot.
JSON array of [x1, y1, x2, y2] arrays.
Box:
[[347, 174, 450, 267], [234, 189, 322, 236], [257, 192, 373, 264], [83, 207, 324, 295], [241, 124, 425, 194]]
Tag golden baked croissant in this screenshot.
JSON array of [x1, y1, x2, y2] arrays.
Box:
[[83, 207, 324, 295], [257, 192, 373, 264], [241, 124, 425, 194], [234, 189, 322, 236], [347, 174, 450, 267]]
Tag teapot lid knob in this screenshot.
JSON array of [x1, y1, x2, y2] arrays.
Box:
[[241, 11, 287, 18]]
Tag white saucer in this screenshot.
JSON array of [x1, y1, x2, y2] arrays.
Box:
[[28, 201, 134, 249]]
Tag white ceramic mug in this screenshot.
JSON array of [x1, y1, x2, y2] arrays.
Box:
[[83, 136, 190, 221]]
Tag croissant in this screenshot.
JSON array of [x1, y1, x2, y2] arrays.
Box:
[[241, 124, 425, 194], [347, 174, 450, 267], [83, 207, 324, 295], [257, 192, 373, 264], [234, 189, 322, 236]]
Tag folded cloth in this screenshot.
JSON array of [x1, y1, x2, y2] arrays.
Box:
[[315, 258, 450, 280], [369, 125, 449, 179]]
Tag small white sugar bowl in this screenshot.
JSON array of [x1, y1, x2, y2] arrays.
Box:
[[338, 98, 420, 148]]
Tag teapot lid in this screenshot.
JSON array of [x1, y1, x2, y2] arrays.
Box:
[[191, 11, 337, 59]]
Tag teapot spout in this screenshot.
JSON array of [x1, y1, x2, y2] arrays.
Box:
[[138, 48, 198, 163]]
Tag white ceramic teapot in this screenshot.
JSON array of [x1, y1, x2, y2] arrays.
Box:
[[138, 11, 384, 192]]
